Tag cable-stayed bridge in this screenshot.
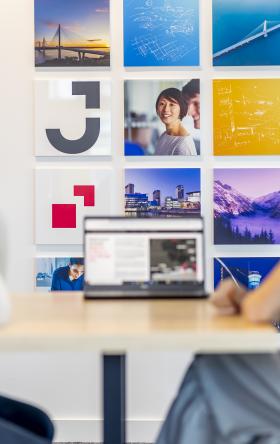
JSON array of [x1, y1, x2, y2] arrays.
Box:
[[213, 20, 280, 59], [216, 258, 262, 289], [35, 24, 108, 61]]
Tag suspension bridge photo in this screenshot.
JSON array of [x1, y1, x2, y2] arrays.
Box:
[[34, 0, 110, 67], [213, 19, 280, 62], [212, 0, 280, 66]]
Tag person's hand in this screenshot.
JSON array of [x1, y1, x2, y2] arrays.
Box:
[[210, 278, 247, 316], [211, 264, 280, 322]]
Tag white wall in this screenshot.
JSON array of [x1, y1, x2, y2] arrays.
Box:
[[0, 1, 195, 441], [1, 0, 278, 442]]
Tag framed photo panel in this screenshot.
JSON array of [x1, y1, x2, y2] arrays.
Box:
[[34, 0, 110, 67], [212, 0, 280, 66], [35, 167, 115, 244], [123, 0, 199, 67], [214, 257, 280, 289], [213, 79, 280, 156], [125, 168, 201, 217], [36, 257, 84, 292], [35, 80, 111, 157], [214, 168, 280, 245], [125, 79, 200, 156]]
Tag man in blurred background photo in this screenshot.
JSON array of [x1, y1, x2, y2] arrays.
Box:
[[51, 258, 84, 291], [182, 79, 201, 155]]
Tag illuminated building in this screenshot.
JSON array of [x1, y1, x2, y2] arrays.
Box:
[[125, 183, 134, 194], [125, 193, 148, 209], [186, 191, 200, 203], [152, 190, 161, 206], [165, 197, 181, 209], [248, 271, 262, 289], [176, 185, 184, 201]]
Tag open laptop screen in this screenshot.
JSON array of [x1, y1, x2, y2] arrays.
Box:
[[84, 217, 204, 290]]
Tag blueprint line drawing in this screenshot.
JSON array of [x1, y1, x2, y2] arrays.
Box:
[[124, 0, 199, 66]]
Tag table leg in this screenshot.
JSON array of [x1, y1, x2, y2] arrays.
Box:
[[103, 354, 126, 444]]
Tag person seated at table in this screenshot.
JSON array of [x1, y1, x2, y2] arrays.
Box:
[[51, 258, 84, 291], [156, 262, 280, 444]]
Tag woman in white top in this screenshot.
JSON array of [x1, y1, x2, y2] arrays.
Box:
[[155, 88, 197, 156]]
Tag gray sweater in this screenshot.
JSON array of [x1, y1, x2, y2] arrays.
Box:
[[155, 132, 197, 156]]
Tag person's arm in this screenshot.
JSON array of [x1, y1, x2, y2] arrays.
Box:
[[242, 262, 280, 321], [211, 262, 280, 322], [210, 278, 247, 315], [51, 270, 60, 291]]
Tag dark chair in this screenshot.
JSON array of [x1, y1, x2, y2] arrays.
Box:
[[0, 395, 54, 443]]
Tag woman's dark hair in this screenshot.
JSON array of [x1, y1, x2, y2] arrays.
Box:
[[155, 88, 188, 120]]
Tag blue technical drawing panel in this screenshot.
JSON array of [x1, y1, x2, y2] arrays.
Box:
[[123, 0, 200, 67]]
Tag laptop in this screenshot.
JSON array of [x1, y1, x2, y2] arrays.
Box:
[[84, 216, 208, 299]]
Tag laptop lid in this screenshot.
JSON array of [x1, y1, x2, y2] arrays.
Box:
[[84, 217, 205, 295]]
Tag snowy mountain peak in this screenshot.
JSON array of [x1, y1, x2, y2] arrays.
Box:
[[214, 180, 254, 217], [254, 190, 280, 208], [253, 190, 280, 218]]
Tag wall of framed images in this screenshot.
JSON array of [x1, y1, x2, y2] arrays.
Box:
[[34, 0, 280, 294], [1, 0, 280, 441]]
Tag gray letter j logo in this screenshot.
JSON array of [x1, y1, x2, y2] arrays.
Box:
[[46, 81, 100, 154]]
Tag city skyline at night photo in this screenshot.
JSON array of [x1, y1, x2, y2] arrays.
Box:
[[125, 168, 200, 217]]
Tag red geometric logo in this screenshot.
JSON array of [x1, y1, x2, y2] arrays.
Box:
[[74, 185, 95, 206], [52, 185, 95, 229], [52, 204, 76, 228]]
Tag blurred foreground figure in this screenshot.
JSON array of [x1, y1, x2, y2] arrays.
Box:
[[156, 263, 280, 444], [0, 277, 54, 442], [0, 395, 54, 443]]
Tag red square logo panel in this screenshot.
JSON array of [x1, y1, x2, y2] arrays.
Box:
[[36, 168, 113, 244], [52, 204, 76, 229], [73, 185, 95, 206]]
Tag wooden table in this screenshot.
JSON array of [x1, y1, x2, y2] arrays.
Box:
[[0, 293, 278, 444]]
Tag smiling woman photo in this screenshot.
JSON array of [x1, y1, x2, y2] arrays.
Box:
[[155, 88, 197, 156]]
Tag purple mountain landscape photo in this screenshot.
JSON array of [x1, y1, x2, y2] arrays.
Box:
[[214, 169, 280, 244]]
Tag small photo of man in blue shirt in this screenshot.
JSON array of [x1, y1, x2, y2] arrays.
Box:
[[51, 258, 84, 291]]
